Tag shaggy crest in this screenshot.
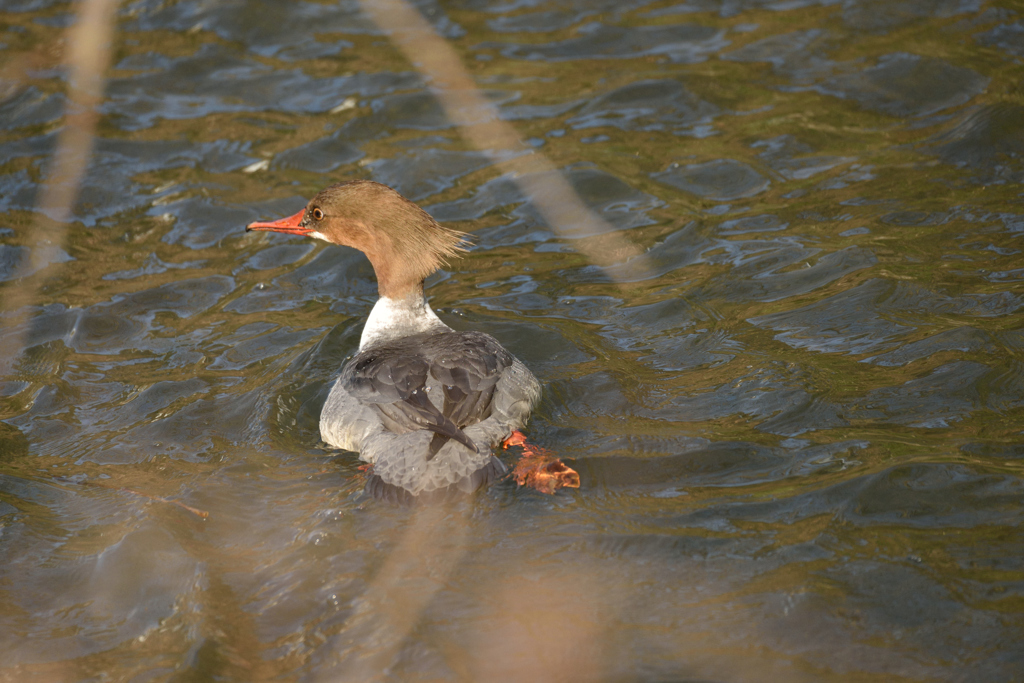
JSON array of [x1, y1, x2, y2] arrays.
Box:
[[305, 180, 469, 298]]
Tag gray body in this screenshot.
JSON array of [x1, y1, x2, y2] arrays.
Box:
[[320, 328, 541, 496]]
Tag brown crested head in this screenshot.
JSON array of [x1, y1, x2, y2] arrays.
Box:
[[247, 180, 469, 298]]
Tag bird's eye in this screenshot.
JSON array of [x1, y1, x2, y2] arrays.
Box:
[[311, 207, 324, 221]]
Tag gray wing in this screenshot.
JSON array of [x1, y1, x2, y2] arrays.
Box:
[[422, 331, 514, 457], [341, 331, 512, 458], [320, 331, 541, 496], [343, 347, 476, 456]]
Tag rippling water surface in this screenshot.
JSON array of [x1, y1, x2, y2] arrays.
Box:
[[1, 0, 1023, 680]]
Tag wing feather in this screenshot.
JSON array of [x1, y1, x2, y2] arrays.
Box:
[[340, 331, 513, 461]]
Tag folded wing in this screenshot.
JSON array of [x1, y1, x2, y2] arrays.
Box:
[[341, 331, 514, 458]]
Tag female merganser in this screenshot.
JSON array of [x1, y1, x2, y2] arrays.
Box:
[[247, 180, 542, 500]]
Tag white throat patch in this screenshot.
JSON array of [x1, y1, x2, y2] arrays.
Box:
[[360, 294, 450, 350]]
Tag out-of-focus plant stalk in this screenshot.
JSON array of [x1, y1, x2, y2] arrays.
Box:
[[0, 0, 120, 364], [315, 503, 469, 681], [357, 0, 649, 277]]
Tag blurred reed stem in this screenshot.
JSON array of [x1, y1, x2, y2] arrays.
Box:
[[358, 0, 649, 279], [0, 0, 120, 367]]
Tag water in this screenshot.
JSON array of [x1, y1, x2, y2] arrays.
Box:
[[1, 0, 1023, 680]]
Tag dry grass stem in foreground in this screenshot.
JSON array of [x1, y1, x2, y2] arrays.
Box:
[[0, 0, 119, 365], [356, 0, 650, 278]]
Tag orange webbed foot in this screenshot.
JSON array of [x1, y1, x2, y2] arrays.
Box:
[[502, 430, 528, 449], [503, 431, 579, 494], [512, 454, 580, 494]]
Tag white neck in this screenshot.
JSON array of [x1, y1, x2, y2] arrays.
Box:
[[359, 290, 450, 350]]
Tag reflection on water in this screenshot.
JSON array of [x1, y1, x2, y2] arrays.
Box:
[[2, 0, 1024, 680]]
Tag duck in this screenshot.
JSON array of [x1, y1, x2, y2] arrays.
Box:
[[246, 180, 542, 501]]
